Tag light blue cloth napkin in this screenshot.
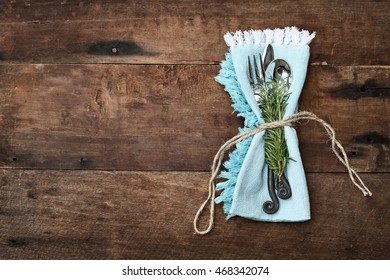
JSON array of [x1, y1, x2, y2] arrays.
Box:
[[215, 27, 315, 222]]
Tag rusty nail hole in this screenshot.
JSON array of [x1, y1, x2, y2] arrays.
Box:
[[111, 47, 117, 53], [366, 136, 373, 143], [7, 238, 26, 247], [27, 190, 37, 199], [360, 85, 367, 92], [12, 157, 17, 162], [351, 151, 357, 156]]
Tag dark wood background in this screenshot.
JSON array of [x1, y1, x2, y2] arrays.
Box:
[[0, 0, 389, 259]]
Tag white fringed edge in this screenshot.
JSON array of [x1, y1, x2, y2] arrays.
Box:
[[224, 26, 316, 47]]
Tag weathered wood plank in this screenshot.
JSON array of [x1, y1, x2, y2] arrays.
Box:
[[0, 0, 389, 65], [0, 170, 388, 259], [0, 64, 388, 171]]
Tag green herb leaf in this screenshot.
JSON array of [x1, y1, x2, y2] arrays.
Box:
[[257, 81, 291, 177]]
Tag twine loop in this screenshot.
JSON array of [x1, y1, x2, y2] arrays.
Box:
[[193, 111, 372, 235]]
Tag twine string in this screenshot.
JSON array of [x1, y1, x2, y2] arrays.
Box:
[[193, 111, 372, 235]]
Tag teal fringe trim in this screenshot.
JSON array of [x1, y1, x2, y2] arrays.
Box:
[[214, 52, 259, 219]]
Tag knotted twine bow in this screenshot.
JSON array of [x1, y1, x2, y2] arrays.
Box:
[[193, 111, 372, 235]]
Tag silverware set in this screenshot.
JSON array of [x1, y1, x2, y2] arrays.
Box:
[[247, 44, 293, 214]]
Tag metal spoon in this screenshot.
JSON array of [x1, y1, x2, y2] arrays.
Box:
[[272, 59, 293, 201], [262, 58, 293, 214], [265, 58, 293, 87]]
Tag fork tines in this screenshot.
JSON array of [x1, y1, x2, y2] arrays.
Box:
[[248, 55, 264, 85], [248, 56, 254, 84]]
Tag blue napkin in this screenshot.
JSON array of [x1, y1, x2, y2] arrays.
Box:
[[215, 27, 316, 221]]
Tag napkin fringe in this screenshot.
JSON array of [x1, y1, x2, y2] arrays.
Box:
[[214, 53, 258, 218], [224, 26, 316, 47]]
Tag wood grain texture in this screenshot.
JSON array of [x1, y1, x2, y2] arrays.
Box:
[[0, 0, 389, 65], [0, 0, 388, 262], [0, 64, 388, 171], [0, 170, 388, 260]]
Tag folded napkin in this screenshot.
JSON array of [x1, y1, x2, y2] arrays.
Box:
[[215, 27, 316, 222]]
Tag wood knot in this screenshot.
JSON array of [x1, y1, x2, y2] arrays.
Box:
[[80, 157, 87, 168], [95, 88, 110, 110], [7, 238, 27, 247], [27, 190, 38, 199], [88, 41, 144, 56]]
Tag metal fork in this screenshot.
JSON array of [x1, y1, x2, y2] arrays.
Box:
[[247, 55, 264, 103]]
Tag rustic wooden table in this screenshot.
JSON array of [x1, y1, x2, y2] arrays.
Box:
[[0, 0, 389, 259]]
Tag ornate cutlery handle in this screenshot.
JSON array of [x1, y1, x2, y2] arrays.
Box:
[[262, 167, 280, 214], [276, 173, 291, 199]]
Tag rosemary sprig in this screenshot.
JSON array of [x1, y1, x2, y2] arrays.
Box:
[[257, 81, 291, 178]]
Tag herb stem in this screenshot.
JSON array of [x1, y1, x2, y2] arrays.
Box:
[[257, 81, 291, 177]]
